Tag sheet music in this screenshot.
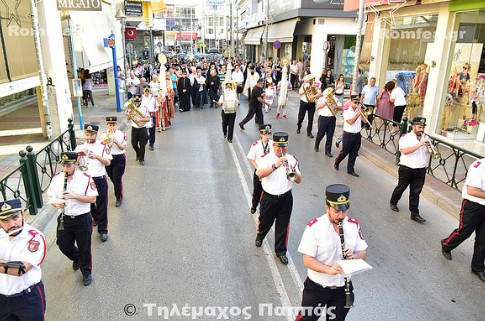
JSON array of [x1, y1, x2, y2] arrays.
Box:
[[336, 259, 372, 276]]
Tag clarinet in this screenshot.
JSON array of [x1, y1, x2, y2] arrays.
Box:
[[338, 221, 354, 309], [58, 172, 68, 231]]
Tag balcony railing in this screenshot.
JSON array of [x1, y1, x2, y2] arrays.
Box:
[[363, 115, 482, 191], [0, 119, 77, 215]]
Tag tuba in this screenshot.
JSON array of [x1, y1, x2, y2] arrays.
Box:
[[304, 82, 318, 103], [126, 102, 147, 127], [325, 90, 339, 117]]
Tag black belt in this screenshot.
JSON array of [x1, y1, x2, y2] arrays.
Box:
[[63, 212, 90, 219], [92, 176, 106, 180], [1, 283, 39, 298], [263, 190, 291, 199], [319, 115, 335, 119], [344, 131, 360, 135]]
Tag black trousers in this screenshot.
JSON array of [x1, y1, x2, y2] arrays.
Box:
[[297, 101, 316, 135], [390, 166, 426, 215], [393, 105, 406, 123], [148, 117, 156, 147], [257, 190, 293, 255], [0, 281, 46, 321], [56, 213, 92, 276], [296, 277, 353, 321], [290, 74, 297, 89], [240, 105, 264, 127], [106, 154, 126, 201], [221, 111, 236, 141], [251, 171, 263, 210], [131, 127, 148, 161], [335, 132, 361, 172], [315, 116, 336, 153], [91, 176, 108, 234], [442, 199, 485, 272]]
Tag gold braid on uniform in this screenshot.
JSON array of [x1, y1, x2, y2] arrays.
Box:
[[1, 261, 27, 275]]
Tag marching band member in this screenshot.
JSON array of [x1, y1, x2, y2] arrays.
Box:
[[75, 125, 112, 242], [219, 82, 238, 143], [127, 95, 151, 165], [101, 117, 127, 207], [247, 124, 273, 214], [314, 86, 341, 157], [255, 132, 302, 265], [46, 152, 97, 286], [142, 88, 157, 150], [0, 198, 47, 317], [296, 184, 368, 321], [297, 74, 322, 138]]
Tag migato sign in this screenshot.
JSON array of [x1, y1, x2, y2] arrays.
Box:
[[57, 0, 102, 11]]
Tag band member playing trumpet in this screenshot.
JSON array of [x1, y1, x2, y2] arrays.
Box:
[[297, 74, 322, 138], [101, 117, 127, 207], [127, 94, 151, 165], [255, 132, 301, 265], [296, 184, 368, 321], [315, 85, 342, 157], [75, 124, 112, 242], [46, 152, 97, 286], [334, 96, 367, 178], [390, 117, 429, 223]]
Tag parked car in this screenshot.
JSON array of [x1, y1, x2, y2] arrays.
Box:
[[207, 48, 219, 54], [177, 53, 188, 61]]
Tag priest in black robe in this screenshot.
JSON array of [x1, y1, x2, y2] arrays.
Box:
[[177, 70, 192, 112]]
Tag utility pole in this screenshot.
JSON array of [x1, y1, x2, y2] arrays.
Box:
[[230, 1, 234, 58], [213, 5, 217, 49], [351, 0, 365, 95], [263, 0, 269, 63]]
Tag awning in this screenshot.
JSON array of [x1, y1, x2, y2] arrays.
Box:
[[243, 26, 265, 45], [69, 3, 122, 73], [267, 19, 298, 43]]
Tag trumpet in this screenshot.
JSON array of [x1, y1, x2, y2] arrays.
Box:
[[102, 133, 115, 149], [283, 153, 297, 181], [424, 135, 441, 159]]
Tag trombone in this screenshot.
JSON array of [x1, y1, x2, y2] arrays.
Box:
[[359, 104, 374, 129]]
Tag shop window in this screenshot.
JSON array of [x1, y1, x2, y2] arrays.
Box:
[[439, 10, 485, 143]]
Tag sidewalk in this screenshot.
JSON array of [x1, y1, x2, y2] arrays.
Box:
[[0, 88, 462, 233]]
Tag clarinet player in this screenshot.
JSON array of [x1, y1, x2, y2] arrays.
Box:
[[295, 184, 368, 321]]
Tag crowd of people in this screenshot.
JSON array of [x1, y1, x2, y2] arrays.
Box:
[[1, 53, 484, 321]]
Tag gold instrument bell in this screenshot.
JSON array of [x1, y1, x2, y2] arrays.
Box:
[[304, 74, 318, 103]]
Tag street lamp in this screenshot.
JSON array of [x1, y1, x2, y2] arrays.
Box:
[[115, 8, 128, 102]]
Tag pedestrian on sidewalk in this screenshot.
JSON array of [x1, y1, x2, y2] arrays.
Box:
[[314, 86, 341, 157], [0, 198, 47, 317], [441, 157, 485, 283], [127, 95, 151, 165], [247, 124, 273, 214], [255, 132, 302, 265], [101, 117, 127, 207], [82, 69, 95, 107], [295, 184, 368, 321], [334, 96, 367, 177], [239, 78, 268, 130], [75, 124, 112, 241], [46, 152, 97, 286], [297, 74, 322, 138], [389, 117, 429, 223]]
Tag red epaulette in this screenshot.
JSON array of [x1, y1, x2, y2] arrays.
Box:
[[347, 217, 359, 225], [83, 173, 91, 178], [307, 218, 318, 227], [252, 141, 259, 146], [100, 141, 107, 146], [28, 229, 39, 237]]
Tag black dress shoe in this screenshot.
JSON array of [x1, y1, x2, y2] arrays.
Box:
[[471, 270, 485, 283], [441, 246, 452, 260], [100, 233, 108, 242], [115, 199, 122, 207], [277, 255, 289, 265], [255, 238, 262, 247], [390, 203, 399, 212], [334, 163, 339, 171], [140, 160, 145, 166], [314, 147, 319, 152], [227, 139, 233, 143], [83, 274, 92, 286], [296, 128, 301, 134], [348, 171, 360, 177], [335, 141, 340, 148], [135, 156, 139, 161], [250, 207, 256, 214], [72, 260, 80, 271], [239, 123, 245, 130], [325, 152, 333, 158], [410, 214, 426, 223], [307, 133, 314, 138]]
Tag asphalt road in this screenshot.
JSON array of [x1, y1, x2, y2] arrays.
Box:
[[41, 95, 484, 321]]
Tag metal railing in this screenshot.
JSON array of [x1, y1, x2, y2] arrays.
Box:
[[362, 115, 482, 191], [0, 119, 77, 215]]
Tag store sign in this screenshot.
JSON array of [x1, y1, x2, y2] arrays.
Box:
[[125, 27, 137, 40], [125, 1, 143, 16], [57, 0, 102, 11], [176, 32, 198, 40], [207, 0, 225, 5]]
